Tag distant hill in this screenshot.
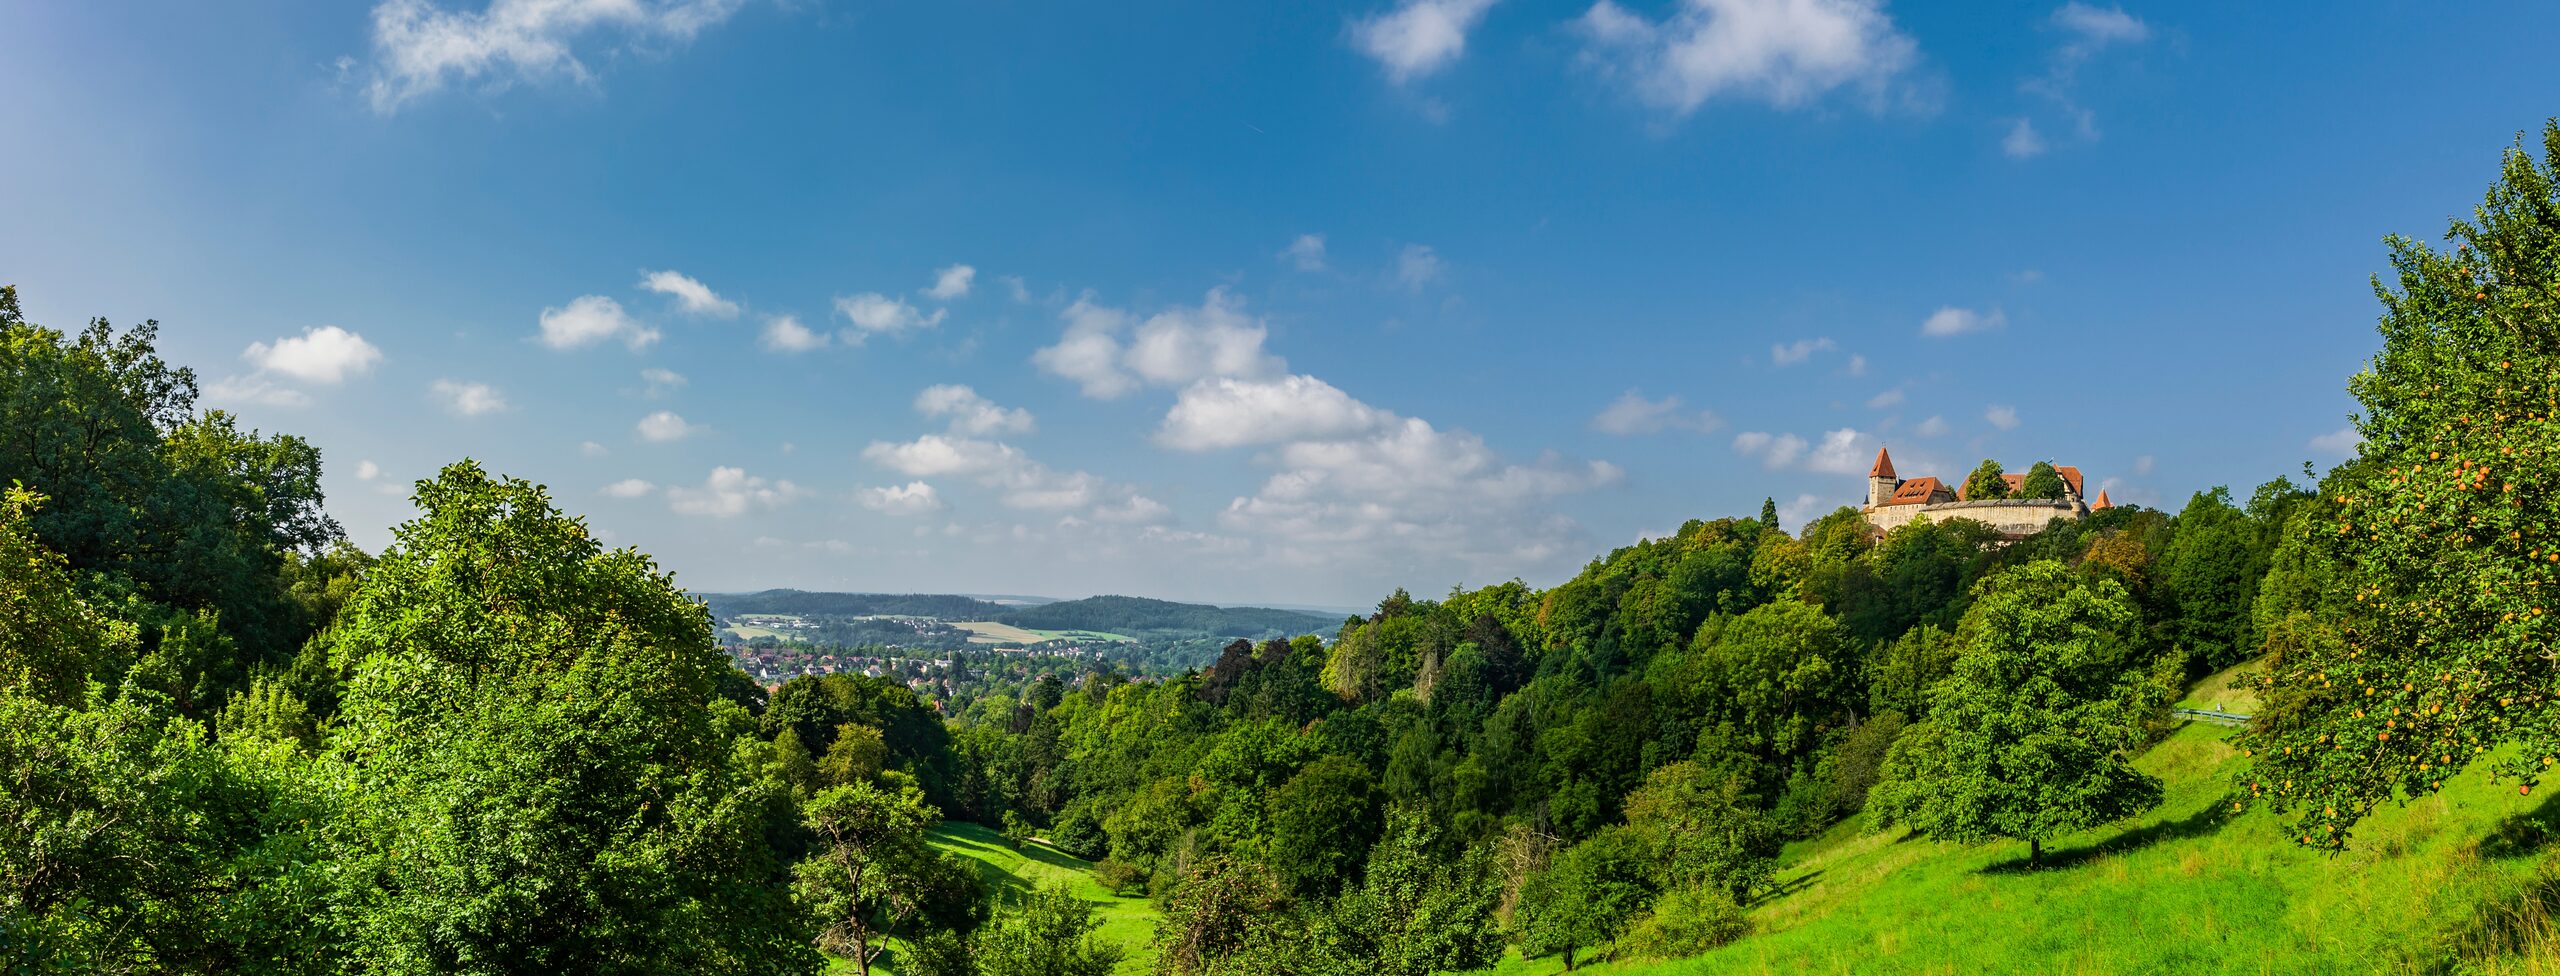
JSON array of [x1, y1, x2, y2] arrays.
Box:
[[995, 595, 1337, 638], [702, 589, 1009, 620]]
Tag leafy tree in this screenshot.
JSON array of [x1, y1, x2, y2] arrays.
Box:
[[797, 780, 939, 976], [0, 488, 136, 706], [1962, 459, 2010, 500], [822, 722, 892, 786], [1870, 561, 2175, 864], [1150, 857, 1289, 976], [2239, 124, 2560, 846], [2018, 461, 2068, 500], [1620, 760, 1779, 899], [322, 461, 811, 974], [1266, 754, 1381, 895], [970, 884, 1125, 976], [1319, 807, 1505, 976], [1515, 827, 1653, 970], [1681, 601, 1856, 764], [2155, 486, 2270, 672]]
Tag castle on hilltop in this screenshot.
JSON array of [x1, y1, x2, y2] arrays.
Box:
[[1860, 447, 2112, 538]]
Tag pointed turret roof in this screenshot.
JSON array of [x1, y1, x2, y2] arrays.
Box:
[[1869, 446, 1897, 480], [2091, 489, 2113, 511]]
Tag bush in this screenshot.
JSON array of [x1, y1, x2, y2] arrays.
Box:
[[1095, 859, 1148, 896], [1002, 809, 1037, 848], [1048, 806, 1107, 860], [1619, 884, 1752, 958]]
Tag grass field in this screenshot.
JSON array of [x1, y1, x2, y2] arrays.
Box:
[[840, 821, 1160, 974], [1490, 668, 2560, 976], [950, 621, 1137, 645]]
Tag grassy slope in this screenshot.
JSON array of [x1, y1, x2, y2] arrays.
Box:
[[853, 821, 1158, 975], [1496, 676, 2560, 976]]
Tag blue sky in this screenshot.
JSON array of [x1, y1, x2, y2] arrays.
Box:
[[5, 0, 2555, 606]]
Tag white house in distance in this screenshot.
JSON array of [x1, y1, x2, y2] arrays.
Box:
[[1860, 447, 2112, 538]]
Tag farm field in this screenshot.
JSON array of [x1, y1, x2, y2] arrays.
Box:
[[951, 620, 1136, 645]]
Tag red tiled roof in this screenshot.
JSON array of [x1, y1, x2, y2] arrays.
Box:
[[2055, 466, 2085, 497], [2091, 489, 2113, 511], [1870, 446, 1897, 480], [1884, 476, 1945, 505]]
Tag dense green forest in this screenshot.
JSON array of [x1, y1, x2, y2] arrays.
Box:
[[991, 596, 1339, 641], [4, 125, 2559, 974]]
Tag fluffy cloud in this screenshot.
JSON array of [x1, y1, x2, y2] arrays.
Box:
[[205, 375, 312, 408], [1775, 492, 1828, 532], [1771, 336, 1836, 366], [2310, 426, 2360, 456], [539, 295, 659, 350], [601, 478, 656, 498], [916, 384, 1035, 437], [666, 466, 805, 518], [1590, 390, 1722, 435], [2009, 2, 2152, 156], [1866, 386, 1906, 409], [1914, 414, 1950, 437], [1283, 234, 1328, 271], [834, 292, 946, 341], [1350, 0, 1499, 83], [760, 314, 828, 353], [862, 435, 1026, 478], [636, 409, 697, 442], [1574, 0, 1920, 116], [1984, 404, 2020, 430], [857, 481, 946, 516], [640, 270, 738, 317], [580, 440, 609, 458], [356, 460, 382, 480], [431, 379, 509, 416], [1157, 375, 1391, 451], [1803, 427, 1878, 473], [640, 367, 686, 397], [1033, 289, 1282, 399], [925, 264, 975, 300], [1920, 305, 2005, 337], [1397, 244, 1445, 290], [364, 0, 748, 113], [1732, 430, 1809, 469], [245, 326, 384, 383]]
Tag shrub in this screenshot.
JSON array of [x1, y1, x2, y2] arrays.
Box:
[[1095, 859, 1148, 897], [1619, 884, 1752, 958]]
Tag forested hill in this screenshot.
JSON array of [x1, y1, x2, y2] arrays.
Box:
[[992, 594, 1338, 637], [702, 589, 1009, 619]]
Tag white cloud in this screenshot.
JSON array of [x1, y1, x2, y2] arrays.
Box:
[[1804, 428, 1877, 473], [1775, 492, 1827, 532], [834, 292, 946, 341], [205, 375, 313, 408], [857, 481, 946, 516], [431, 379, 509, 416], [363, 0, 749, 113], [1732, 431, 1809, 469], [1000, 276, 1033, 303], [640, 367, 686, 398], [580, 440, 609, 458], [639, 269, 739, 317], [1283, 234, 1328, 271], [244, 326, 384, 384], [356, 460, 382, 480], [1845, 353, 1868, 377], [2310, 426, 2360, 456], [1920, 305, 2006, 337], [862, 435, 1027, 479], [1397, 244, 1445, 290], [2002, 118, 2048, 158], [1915, 415, 1949, 437], [925, 264, 976, 300], [2054, 2, 2150, 49], [636, 410, 697, 442], [1574, 0, 1920, 117], [1985, 404, 2020, 430], [601, 478, 656, 498], [1349, 0, 1499, 83], [916, 384, 1036, 437], [1157, 375, 1391, 451], [760, 314, 828, 353], [1591, 390, 1722, 435], [1866, 386, 1905, 409], [1771, 336, 1836, 366], [666, 466, 805, 518], [1033, 289, 1282, 399], [2132, 454, 2155, 475], [539, 294, 659, 350]]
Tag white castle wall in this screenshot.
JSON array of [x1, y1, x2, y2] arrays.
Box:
[[1864, 498, 2083, 538]]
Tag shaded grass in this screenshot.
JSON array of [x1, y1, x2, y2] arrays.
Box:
[[1492, 715, 2560, 975]]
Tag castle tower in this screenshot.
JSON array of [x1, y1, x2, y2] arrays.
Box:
[[1867, 446, 1899, 508]]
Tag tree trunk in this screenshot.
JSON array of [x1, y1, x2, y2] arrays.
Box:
[[2030, 838, 2042, 866]]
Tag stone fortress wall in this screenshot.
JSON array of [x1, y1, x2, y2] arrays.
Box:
[[1865, 498, 2082, 536]]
